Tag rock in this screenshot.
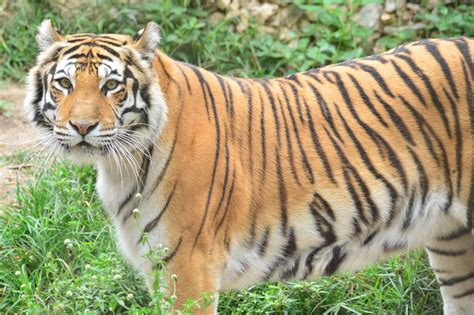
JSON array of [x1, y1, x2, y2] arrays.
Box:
[[270, 4, 304, 28], [236, 10, 250, 33], [383, 23, 426, 35], [277, 27, 294, 42], [209, 12, 225, 27], [257, 26, 278, 36], [250, 3, 279, 24], [239, 0, 253, 7], [406, 3, 422, 12], [354, 4, 383, 30], [297, 18, 311, 32], [304, 10, 318, 22], [214, 0, 231, 10], [381, 13, 392, 22], [428, 0, 442, 7], [229, 0, 240, 12], [267, 0, 286, 4], [385, 0, 406, 13], [373, 39, 388, 54]]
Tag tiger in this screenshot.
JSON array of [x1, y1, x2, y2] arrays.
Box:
[[25, 19, 474, 314]]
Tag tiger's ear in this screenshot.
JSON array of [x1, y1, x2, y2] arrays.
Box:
[[132, 22, 161, 58], [36, 20, 64, 52]]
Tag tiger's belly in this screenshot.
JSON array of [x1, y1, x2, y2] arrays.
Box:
[[219, 191, 466, 291]]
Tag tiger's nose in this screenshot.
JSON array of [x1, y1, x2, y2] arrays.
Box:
[[69, 120, 98, 136]]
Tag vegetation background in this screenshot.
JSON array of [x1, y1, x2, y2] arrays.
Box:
[[0, 0, 473, 313]]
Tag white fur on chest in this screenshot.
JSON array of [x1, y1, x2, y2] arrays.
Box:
[[95, 160, 169, 273]]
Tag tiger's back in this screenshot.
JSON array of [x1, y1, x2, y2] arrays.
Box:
[[26, 21, 474, 314]]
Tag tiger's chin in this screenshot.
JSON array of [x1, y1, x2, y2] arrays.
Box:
[[65, 143, 107, 165]]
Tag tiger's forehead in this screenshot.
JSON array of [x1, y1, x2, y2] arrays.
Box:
[[65, 33, 132, 45], [55, 34, 133, 77]]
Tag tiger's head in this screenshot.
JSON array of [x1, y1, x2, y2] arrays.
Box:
[[25, 20, 166, 164]]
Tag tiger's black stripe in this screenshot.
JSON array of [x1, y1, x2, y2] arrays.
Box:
[[212, 130, 231, 220], [278, 82, 315, 184], [257, 228, 271, 256], [215, 74, 232, 116], [187, 65, 211, 119], [312, 193, 336, 220], [347, 74, 389, 128], [454, 38, 474, 80], [139, 182, 178, 244], [192, 71, 223, 250], [395, 53, 452, 138], [286, 81, 305, 124], [175, 63, 193, 95], [460, 59, 474, 232], [307, 82, 344, 143], [407, 147, 429, 207], [330, 70, 408, 193], [276, 93, 302, 186], [324, 246, 346, 276], [156, 56, 177, 84], [257, 81, 282, 148], [262, 227, 297, 281], [323, 127, 371, 225], [437, 227, 470, 242], [374, 90, 415, 146], [215, 168, 237, 234], [442, 87, 463, 194], [402, 188, 416, 230], [335, 105, 397, 223], [353, 61, 395, 98], [424, 41, 459, 100], [398, 95, 454, 213], [453, 287, 474, 299], [425, 246, 467, 256], [258, 89, 268, 181], [302, 99, 336, 184], [163, 237, 183, 264], [390, 60, 427, 107], [275, 146, 289, 234]]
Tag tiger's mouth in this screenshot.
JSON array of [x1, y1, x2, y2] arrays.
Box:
[[75, 141, 100, 152], [62, 139, 106, 156]]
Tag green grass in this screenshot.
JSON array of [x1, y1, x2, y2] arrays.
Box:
[[2, 0, 474, 313]]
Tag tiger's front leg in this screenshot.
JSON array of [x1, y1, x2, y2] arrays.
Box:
[[144, 246, 220, 314]]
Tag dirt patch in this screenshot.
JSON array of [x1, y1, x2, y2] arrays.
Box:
[[0, 83, 35, 207]]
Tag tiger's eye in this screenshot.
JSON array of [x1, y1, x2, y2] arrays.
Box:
[[105, 80, 119, 90], [58, 78, 72, 89]]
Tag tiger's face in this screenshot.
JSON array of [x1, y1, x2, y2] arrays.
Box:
[[25, 20, 166, 163]]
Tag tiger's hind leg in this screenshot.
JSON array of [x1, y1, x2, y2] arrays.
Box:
[[425, 227, 474, 314]]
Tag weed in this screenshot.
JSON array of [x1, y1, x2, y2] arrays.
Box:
[[0, 100, 13, 118]]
